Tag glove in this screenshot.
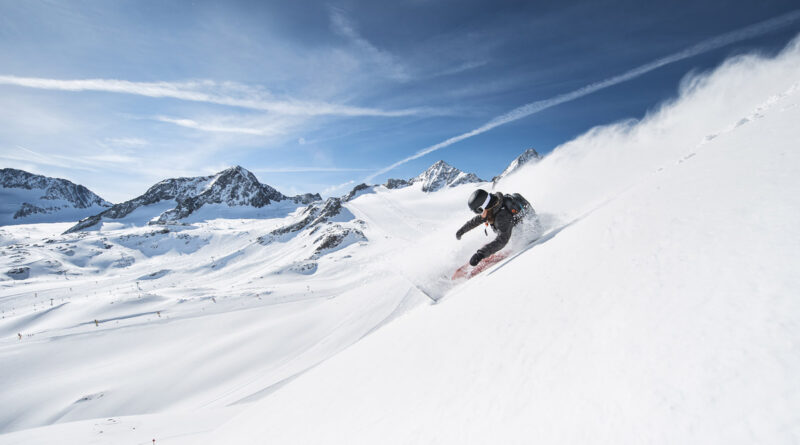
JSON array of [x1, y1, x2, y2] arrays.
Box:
[[469, 252, 484, 266], [456, 228, 464, 240]]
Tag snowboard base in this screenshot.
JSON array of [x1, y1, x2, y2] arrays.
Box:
[[451, 252, 508, 280]]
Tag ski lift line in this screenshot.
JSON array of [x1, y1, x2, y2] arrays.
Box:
[[365, 9, 800, 182]]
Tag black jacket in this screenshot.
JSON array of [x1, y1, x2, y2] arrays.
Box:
[[457, 193, 515, 257]]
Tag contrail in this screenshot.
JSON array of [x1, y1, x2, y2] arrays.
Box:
[[366, 9, 800, 182]]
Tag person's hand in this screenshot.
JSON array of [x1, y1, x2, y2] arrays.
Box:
[[456, 229, 464, 240], [469, 252, 484, 266]]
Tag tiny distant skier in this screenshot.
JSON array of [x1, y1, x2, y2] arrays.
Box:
[[455, 189, 534, 269]]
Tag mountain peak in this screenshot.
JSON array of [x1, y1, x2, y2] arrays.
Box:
[[220, 165, 249, 175], [64, 166, 317, 233], [0, 168, 111, 225], [492, 148, 541, 184], [411, 160, 484, 192]]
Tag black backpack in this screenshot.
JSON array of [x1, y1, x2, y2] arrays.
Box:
[[502, 193, 532, 216]]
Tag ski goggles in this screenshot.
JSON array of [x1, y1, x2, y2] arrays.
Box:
[[472, 194, 492, 214]]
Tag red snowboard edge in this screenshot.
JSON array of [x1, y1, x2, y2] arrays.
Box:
[[451, 252, 508, 280]]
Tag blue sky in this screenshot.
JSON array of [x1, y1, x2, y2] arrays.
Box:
[[0, 0, 798, 202]]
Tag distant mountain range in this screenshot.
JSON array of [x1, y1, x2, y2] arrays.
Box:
[[1, 148, 540, 230], [65, 166, 320, 233], [0, 168, 111, 225], [379, 160, 484, 192]]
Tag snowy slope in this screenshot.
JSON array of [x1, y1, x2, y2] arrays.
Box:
[[1, 37, 799, 445], [194, 39, 800, 444], [0, 177, 479, 442]]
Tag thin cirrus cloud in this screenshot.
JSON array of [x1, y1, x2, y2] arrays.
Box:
[[251, 167, 372, 173], [154, 116, 284, 136], [365, 9, 800, 182], [0, 75, 434, 117], [1, 146, 100, 172], [329, 7, 410, 82], [321, 179, 356, 196]]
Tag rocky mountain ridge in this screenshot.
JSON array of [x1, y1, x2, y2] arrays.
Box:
[[0, 168, 111, 224], [410, 160, 484, 192], [64, 166, 320, 233], [381, 160, 484, 193], [5, 148, 534, 230]]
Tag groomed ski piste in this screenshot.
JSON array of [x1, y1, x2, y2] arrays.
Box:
[[1, 36, 799, 445]]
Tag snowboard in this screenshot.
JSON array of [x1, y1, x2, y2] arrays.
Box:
[[451, 251, 509, 280]]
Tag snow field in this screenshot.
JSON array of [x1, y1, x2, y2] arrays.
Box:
[[1, 35, 799, 445]]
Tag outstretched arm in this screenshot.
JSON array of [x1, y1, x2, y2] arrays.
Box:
[[456, 215, 484, 239]]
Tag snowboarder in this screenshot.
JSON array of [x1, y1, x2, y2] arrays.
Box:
[[455, 189, 533, 267]]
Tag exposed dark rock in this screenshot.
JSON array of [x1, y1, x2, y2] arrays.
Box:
[[1, 168, 111, 208], [6, 266, 30, 280], [292, 193, 322, 205], [1, 169, 111, 224], [343, 183, 374, 201], [312, 226, 367, 256], [14, 203, 57, 219], [258, 197, 351, 245], [65, 166, 317, 233], [384, 178, 410, 189]]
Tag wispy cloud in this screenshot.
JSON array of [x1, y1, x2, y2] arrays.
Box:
[[329, 7, 410, 82], [0, 75, 433, 117], [2, 145, 140, 173], [154, 116, 284, 136], [1, 146, 99, 172], [366, 9, 800, 181], [84, 153, 140, 164], [252, 167, 372, 173], [321, 180, 356, 196], [104, 137, 149, 148], [432, 59, 491, 78]]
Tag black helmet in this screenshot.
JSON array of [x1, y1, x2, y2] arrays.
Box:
[[468, 189, 491, 214]]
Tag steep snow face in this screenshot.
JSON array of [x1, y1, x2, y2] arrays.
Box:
[[65, 166, 320, 232], [410, 160, 484, 192], [491, 148, 541, 184], [196, 39, 800, 444], [0, 169, 111, 225]]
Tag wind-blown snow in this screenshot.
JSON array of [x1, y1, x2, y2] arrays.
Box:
[[1, 36, 799, 445]]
